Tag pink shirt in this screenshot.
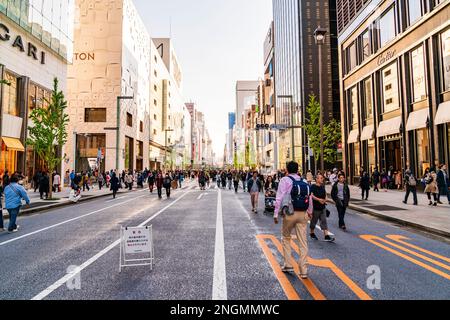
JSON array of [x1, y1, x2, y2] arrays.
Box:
[[274, 174, 301, 218]]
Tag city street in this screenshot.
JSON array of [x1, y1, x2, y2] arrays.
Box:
[[0, 181, 449, 300]]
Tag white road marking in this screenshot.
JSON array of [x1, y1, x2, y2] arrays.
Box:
[[197, 193, 209, 200], [31, 190, 191, 300], [0, 194, 147, 247], [212, 189, 227, 300], [105, 196, 126, 203]]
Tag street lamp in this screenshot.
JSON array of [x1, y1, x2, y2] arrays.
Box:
[[314, 27, 327, 173], [116, 95, 134, 171], [277, 95, 295, 162]]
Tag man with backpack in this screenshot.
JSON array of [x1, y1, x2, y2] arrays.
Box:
[[273, 162, 311, 279], [403, 169, 418, 205]]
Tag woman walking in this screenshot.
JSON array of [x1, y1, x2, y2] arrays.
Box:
[[147, 172, 155, 193], [39, 172, 49, 200], [359, 172, 371, 200], [424, 171, 439, 206], [156, 172, 164, 199], [310, 173, 335, 242], [4, 175, 30, 233], [110, 172, 120, 199]]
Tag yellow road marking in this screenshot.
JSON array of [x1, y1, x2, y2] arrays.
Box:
[[361, 235, 450, 280], [256, 236, 301, 300], [259, 235, 326, 300], [386, 235, 450, 264], [289, 240, 372, 300]]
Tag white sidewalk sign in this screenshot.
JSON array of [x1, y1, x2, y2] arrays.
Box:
[[119, 226, 154, 272]]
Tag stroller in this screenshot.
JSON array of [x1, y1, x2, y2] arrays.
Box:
[[264, 189, 277, 215]]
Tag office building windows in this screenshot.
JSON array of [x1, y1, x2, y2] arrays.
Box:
[[2, 72, 19, 116], [379, 6, 396, 48], [363, 78, 373, 119], [410, 45, 427, 102], [127, 112, 133, 127], [441, 28, 450, 92], [85, 108, 107, 122], [349, 86, 358, 125], [362, 29, 371, 61], [407, 0, 422, 26], [346, 41, 358, 72], [382, 62, 400, 113]]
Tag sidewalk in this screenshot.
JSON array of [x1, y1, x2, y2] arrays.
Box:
[[2, 185, 137, 217], [326, 184, 450, 238]]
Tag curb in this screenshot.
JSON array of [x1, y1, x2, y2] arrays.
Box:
[[326, 196, 450, 238], [2, 190, 135, 219]]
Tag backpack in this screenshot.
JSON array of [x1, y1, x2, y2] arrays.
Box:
[[408, 175, 417, 187], [288, 177, 310, 211], [163, 177, 171, 187]]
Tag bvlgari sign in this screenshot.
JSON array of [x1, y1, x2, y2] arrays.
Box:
[[0, 22, 46, 65]]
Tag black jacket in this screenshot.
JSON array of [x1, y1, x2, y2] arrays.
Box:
[[331, 182, 350, 208], [359, 175, 371, 190], [247, 178, 262, 193]]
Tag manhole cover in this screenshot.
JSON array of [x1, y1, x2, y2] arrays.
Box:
[[364, 205, 407, 211]]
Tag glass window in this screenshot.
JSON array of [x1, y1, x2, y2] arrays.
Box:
[[2, 72, 19, 116], [368, 139, 376, 174], [85, 108, 106, 122], [347, 42, 357, 72], [408, 0, 422, 26], [382, 62, 400, 113], [354, 142, 361, 176], [362, 29, 371, 61], [350, 86, 358, 125], [416, 128, 430, 176], [379, 6, 396, 48], [363, 78, 373, 119], [442, 29, 450, 92], [410, 46, 427, 102], [127, 113, 133, 127]]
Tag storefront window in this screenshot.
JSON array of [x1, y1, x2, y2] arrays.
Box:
[[411, 46, 427, 102], [0, 142, 17, 176], [442, 29, 450, 92], [379, 6, 396, 48], [368, 139, 376, 174], [416, 128, 430, 176], [407, 0, 422, 26], [2, 72, 19, 116], [76, 134, 106, 172], [350, 86, 358, 125], [85, 108, 107, 122], [28, 83, 51, 115], [363, 78, 373, 119], [354, 142, 361, 176], [382, 62, 399, 113]]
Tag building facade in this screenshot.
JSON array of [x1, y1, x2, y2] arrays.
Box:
[[338, 0, 450, 183], [186, 102, 213, 169], [273, 0, 340, 172], [0, 0, 74, 181]]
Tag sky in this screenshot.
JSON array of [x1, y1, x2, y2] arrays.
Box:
[[133, 0, 273, 158]]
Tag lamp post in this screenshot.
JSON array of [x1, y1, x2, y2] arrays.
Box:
[[314, 27, 327, 173], [278, 95, 295, 162], [116, 95, 134, 171]]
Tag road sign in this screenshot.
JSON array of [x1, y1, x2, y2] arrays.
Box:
[[270, 124, 288, 131], [119, 226, 154, 272]]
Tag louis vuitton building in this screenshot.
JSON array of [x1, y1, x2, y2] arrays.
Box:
[[338, 0, 450, 183], [0, 0, 74, 181]]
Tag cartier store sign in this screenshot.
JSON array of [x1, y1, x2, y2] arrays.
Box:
[[0, 22, 46, 65], [377, 49, 397, 66]]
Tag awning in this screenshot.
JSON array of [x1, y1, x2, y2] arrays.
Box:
[[377, 117, 402, 138], [406, 108, 429, 131], [361, 125, 375, 141], [435, 101, 450, 125], [2, 137, 25, 152], [347, 129, 359, 144]]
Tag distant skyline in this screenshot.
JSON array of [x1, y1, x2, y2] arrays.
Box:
[[133, 0, 273, 158]]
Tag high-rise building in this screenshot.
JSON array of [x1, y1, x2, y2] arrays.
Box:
[[0, 0, 75, 180], [337, 0, 450, 184], [272, 0, 340, 172], [227, 112, 235, 165]]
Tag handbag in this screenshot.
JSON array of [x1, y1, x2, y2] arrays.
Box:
[[8, 185, 25, 205]]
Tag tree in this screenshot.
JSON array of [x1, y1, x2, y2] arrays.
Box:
[[304, 94, 321, 171], [0, 79, 10, 86], [323, 119, 342, 165], [27, 78, 69, 200]]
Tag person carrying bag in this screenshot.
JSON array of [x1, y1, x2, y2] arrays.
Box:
[[4, 175, 30, 233]]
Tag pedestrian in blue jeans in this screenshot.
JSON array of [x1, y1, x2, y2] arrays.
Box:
[[0, 184, 4, 232], [4, 175, 30, 233]]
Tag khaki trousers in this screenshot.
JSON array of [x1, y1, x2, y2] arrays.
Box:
[[282, 211, 309, 275]]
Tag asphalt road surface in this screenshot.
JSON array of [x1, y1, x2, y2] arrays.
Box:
[[0, 181, 449, 300]]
